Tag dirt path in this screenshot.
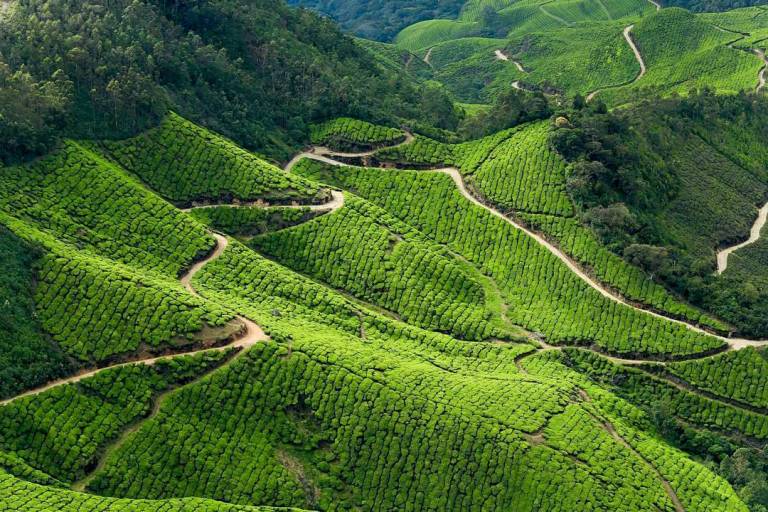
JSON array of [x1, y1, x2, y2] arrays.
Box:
[[594, 0, 613, 20], [496, 49, 527, 73], [1, 234, 269, 407], [716, 201, 768, 274], [712, 27, 766, 92], [289, 148, 768, 353], [598, 413, 685, 512], [587, 25, 646, 102], [423, 47, 434, 66], [647, 0, 661, 10], [181, 190, 344, 213], [756, 48, 767, 92]]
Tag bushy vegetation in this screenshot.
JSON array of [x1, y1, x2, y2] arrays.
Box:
[[376, 120, 722, 328], [0, 133, 237, 363], [310, 118, 404, 151], [296, 159, 724, 357], [288, 0, 465, 41], [558, 348, 768, 509], [35, 246, 233, 362], [601, 9, 762, 105], [0, 141, 216, 275], [0, 351, 232, 482], [93, 114, 326, 206], [0, 470, 298, 511], [663, 0, 768, 13], [190, 207, 321, 237], [253, 195, 509, 340], [667, 348, 768, 408], [561, 348, 768, 438], [0, 0, 450, 163], [551, 90, 768, 336], [0, 227, 72, 399]]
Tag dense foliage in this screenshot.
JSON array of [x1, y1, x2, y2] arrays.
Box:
[[310, 118, 405, 151], [0, 351, 231, 482], [0, 110, 762, 510], [661, 0, 768, 13], [296, 159, 724, 358], [375, 120, 722, 328], [190, 206, 321, 237], [0, 227, 72, 399], [288, 0, 465, 41], [559, 348, 768, 509], [551, 90, 768, 336], [0, 0, 449, 162], [93, 114, 326, 206], [253, 195, 511, 340], [667, 348, 768, 409]]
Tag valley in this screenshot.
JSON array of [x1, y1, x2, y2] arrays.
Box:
[[1, 0, 768, 510]]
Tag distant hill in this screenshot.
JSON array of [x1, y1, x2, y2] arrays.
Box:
[[287, 0, 465, 41]]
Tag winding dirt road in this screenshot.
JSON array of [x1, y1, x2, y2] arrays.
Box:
[[716, 201, 768, 274], [292, 144, 768, 354], [587, 25, 646, 102], [423, 47, 434, 66], [0, 189, 347, 406], [539, 1, 572, 27], [756, 48, 767, 92], [647, 0, 661, 10], [496, 49, 527, 73], [0, 234, 269, 407], [181, 190, 344, 213]]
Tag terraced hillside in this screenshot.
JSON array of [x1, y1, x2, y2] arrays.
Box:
[[379, 0, 768, 105], [1, 111, 766, 511]]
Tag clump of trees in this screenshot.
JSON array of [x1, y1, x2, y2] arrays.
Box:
[[0, 0, 456, 163], [0, 62, 72, 165], [550, 90, 768, 337]]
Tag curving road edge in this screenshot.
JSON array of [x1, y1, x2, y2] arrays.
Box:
[[587, 24, 646, 102], [716, 201, 768, 274], [289, 143, 768, 356], [0, 193, 346, 406]]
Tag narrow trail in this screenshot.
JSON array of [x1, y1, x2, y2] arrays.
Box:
[[587, 25, 646, 102], [180, 190, 345, 213], [594, 0, 613, 20], [712, 25, 766, 91], [579, 390, 685, 512], [597, 411, 686, 512], [69, 350, 234, 492], [289, 143, 768, 355], [423, 47, 434, 66], [647, 0, 661, 10], [496, 49, 527, 73], [1, 234, 270, 407], [756, 48, 767, 92], [716, 201, 768, 274]]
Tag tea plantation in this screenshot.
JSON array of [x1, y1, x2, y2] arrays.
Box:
[[0, 107, 765, 512]]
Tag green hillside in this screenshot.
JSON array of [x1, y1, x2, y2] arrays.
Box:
[[0, 110, 762, 510], [2, 0, 768, 510]]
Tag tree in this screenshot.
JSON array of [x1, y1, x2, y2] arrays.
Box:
[[0, 62, 72, 164], [623, 244, 668, 277]]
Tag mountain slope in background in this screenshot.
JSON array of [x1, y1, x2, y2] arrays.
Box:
[[287, 0, 465, 41]]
